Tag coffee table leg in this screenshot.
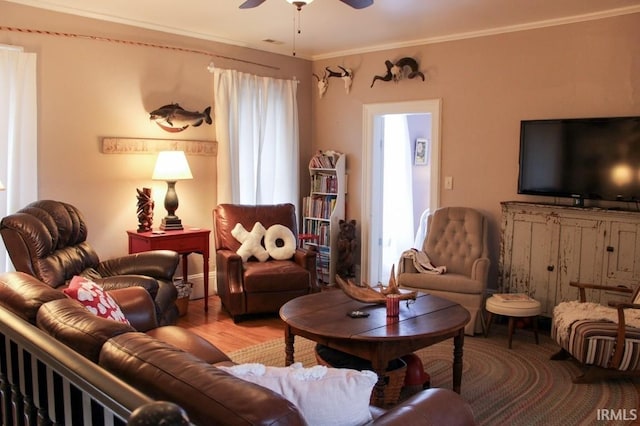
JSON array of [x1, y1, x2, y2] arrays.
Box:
[[453, 330, 464, 394], [284, 326, 294, 366]]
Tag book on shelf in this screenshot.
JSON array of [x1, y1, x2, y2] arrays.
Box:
[[309, 151, 342, 169], [493, 293, 534, 302]]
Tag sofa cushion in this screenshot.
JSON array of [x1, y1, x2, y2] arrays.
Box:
[[0, 271, 66, 323], [219, 363, 377, 426], [37, 298, 135, 362], [63, 276, 130, 324], [243, 261, 311, 293], [100, 333, 305, 426]]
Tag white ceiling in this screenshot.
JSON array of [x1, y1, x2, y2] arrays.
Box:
[[7, 0, 640, 59]]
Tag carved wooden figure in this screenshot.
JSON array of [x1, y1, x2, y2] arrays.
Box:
[[136, 187, 154, 232]]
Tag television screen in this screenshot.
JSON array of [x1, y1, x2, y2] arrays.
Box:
[[518, 116, 640, 204]]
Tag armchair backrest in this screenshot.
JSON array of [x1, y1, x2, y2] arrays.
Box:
[[422, 207, 488, 276], [213, 203, 298, 253], [0, 200, 100, 288]]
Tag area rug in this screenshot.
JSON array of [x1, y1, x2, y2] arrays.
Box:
[[228, 325, 640, 426]]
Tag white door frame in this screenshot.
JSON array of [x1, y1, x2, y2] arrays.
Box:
[[361, 99, 442, 285]]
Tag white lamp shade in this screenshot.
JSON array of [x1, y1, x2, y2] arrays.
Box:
[[152, 151, 193, 181], [286, 0, 314, 5]]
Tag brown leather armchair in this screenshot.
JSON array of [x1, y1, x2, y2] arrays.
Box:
[[213, 203, 318, 322], [0, 200, 180, 325]]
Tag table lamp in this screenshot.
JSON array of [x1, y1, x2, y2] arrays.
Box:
[[152, 151, 193, 230]]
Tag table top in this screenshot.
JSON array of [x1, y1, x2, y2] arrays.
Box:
[[127, 227, 210, 238], [280, 290, 470, 343]]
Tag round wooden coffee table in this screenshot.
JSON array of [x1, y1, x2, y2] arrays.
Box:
[[279, 290, 470, 407]]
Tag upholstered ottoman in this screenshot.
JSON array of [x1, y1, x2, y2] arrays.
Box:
[[485, 294, 541, 349]]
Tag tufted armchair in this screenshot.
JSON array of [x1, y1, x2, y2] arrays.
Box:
[[551, 282, 640, 383], [213, 203, 318, 322], [0, 200, 180, 325], [397, 207, 490, 335]]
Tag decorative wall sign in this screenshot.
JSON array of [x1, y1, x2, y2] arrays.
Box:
[[101, 138, 217, 156]]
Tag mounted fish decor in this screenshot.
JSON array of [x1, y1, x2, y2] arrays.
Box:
[[370, 57, 425, 87], [149, 103, 212, 132]]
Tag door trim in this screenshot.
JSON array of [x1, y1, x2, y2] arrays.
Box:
[[361, 99, 442, 284]]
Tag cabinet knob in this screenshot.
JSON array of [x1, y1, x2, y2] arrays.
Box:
[[547, 265, 554, 272], [606, 246, 614, 252]]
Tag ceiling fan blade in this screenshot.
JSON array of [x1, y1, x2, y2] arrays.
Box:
[[340, 0, 374, 9], [239, 0, 267, 9]]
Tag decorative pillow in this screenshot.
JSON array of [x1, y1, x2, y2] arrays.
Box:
[[264, 224, 296, 260], [231, 222, 269, 262], [63, 276, 130, 324], [219, 362, 376, 426]]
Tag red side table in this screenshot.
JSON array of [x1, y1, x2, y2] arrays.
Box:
[[127, 228, 211, 312]]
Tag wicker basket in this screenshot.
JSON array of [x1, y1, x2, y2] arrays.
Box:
[[314, 348, 407, 406]]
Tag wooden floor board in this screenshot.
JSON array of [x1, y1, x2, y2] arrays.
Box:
[[177, 296, 284, 353]]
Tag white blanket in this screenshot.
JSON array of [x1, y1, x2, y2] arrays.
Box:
[[553, 300, 640, 341], [398, 248, 446, 275]]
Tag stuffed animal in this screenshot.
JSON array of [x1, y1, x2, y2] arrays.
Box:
[[336, 219, 357, 278]]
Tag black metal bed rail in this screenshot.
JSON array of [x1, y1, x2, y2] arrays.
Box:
[[0, 305, 154, 426]]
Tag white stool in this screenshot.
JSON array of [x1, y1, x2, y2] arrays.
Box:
[[485, 295, 541, 349]]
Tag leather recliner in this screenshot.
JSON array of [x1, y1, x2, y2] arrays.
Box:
[[0, 200, 180, 325], [213, 203, 318, 322]]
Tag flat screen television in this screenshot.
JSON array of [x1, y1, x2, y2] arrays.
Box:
[[518, 116, 640, 206]]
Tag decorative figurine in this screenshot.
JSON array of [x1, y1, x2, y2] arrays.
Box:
[[136, 187, 154, 232], [336, 219, 357, 278]]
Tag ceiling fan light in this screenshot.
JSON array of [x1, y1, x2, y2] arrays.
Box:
[[286, 0, 314, 7]]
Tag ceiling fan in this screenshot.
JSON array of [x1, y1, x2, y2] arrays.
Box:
[[240, 0, 373, 10]]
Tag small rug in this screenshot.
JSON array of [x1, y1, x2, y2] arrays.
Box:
[[229, 325, 640, 426]]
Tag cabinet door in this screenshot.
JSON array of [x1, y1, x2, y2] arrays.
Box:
[[603, 220, 640, 303], [553, 217, 606, 308], [501, 211, 558, 315]]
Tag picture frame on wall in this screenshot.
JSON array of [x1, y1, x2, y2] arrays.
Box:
[[415, 138, 429, 165]]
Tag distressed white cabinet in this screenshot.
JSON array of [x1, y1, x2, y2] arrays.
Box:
[[498, 202, 640, 316]]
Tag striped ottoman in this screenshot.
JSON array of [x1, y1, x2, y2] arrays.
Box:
[[485, 294, 541, 349]]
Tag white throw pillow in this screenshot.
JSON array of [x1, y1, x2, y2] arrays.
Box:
[[264, 224, 296, 260], [231, 222, 269, 262], [219, 363, 377, 426]]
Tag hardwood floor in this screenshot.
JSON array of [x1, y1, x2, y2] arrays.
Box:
[[177, 296, 285, 353]]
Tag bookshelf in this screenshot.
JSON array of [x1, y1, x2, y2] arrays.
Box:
[[302, 152, 346, 285]]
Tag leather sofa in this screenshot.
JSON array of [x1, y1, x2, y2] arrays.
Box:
[[0, 271, 476, 425], [0, 200, 180, 325]]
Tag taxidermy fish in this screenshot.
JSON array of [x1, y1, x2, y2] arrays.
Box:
[[149, 103, 212, 132]]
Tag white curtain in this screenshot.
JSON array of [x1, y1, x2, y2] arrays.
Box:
[[213, 69, 299, 211], [381, 114, 414, 281], [0, 45, 38, 272]]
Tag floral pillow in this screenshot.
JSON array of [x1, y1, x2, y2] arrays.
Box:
[[63, 276, 130, 324]]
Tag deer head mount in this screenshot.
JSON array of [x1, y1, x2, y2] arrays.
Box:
[[313, 66, 354, 98]]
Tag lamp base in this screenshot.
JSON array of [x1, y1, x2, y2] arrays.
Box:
[[160, 216, 184, 231]]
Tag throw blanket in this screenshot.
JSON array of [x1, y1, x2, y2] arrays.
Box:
[[553, 300, 640, 341], [398, 248, 446, 274]]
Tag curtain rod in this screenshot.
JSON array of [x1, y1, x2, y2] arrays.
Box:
[[0, 26, 280, 70]]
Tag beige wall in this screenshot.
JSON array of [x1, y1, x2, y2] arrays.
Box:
[[312, 13, 640, 286], [0, 1, 312, 294], [1, 1, 639, 290]]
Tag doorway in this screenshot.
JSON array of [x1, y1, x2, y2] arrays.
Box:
[[361, 99, 442, 285]]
